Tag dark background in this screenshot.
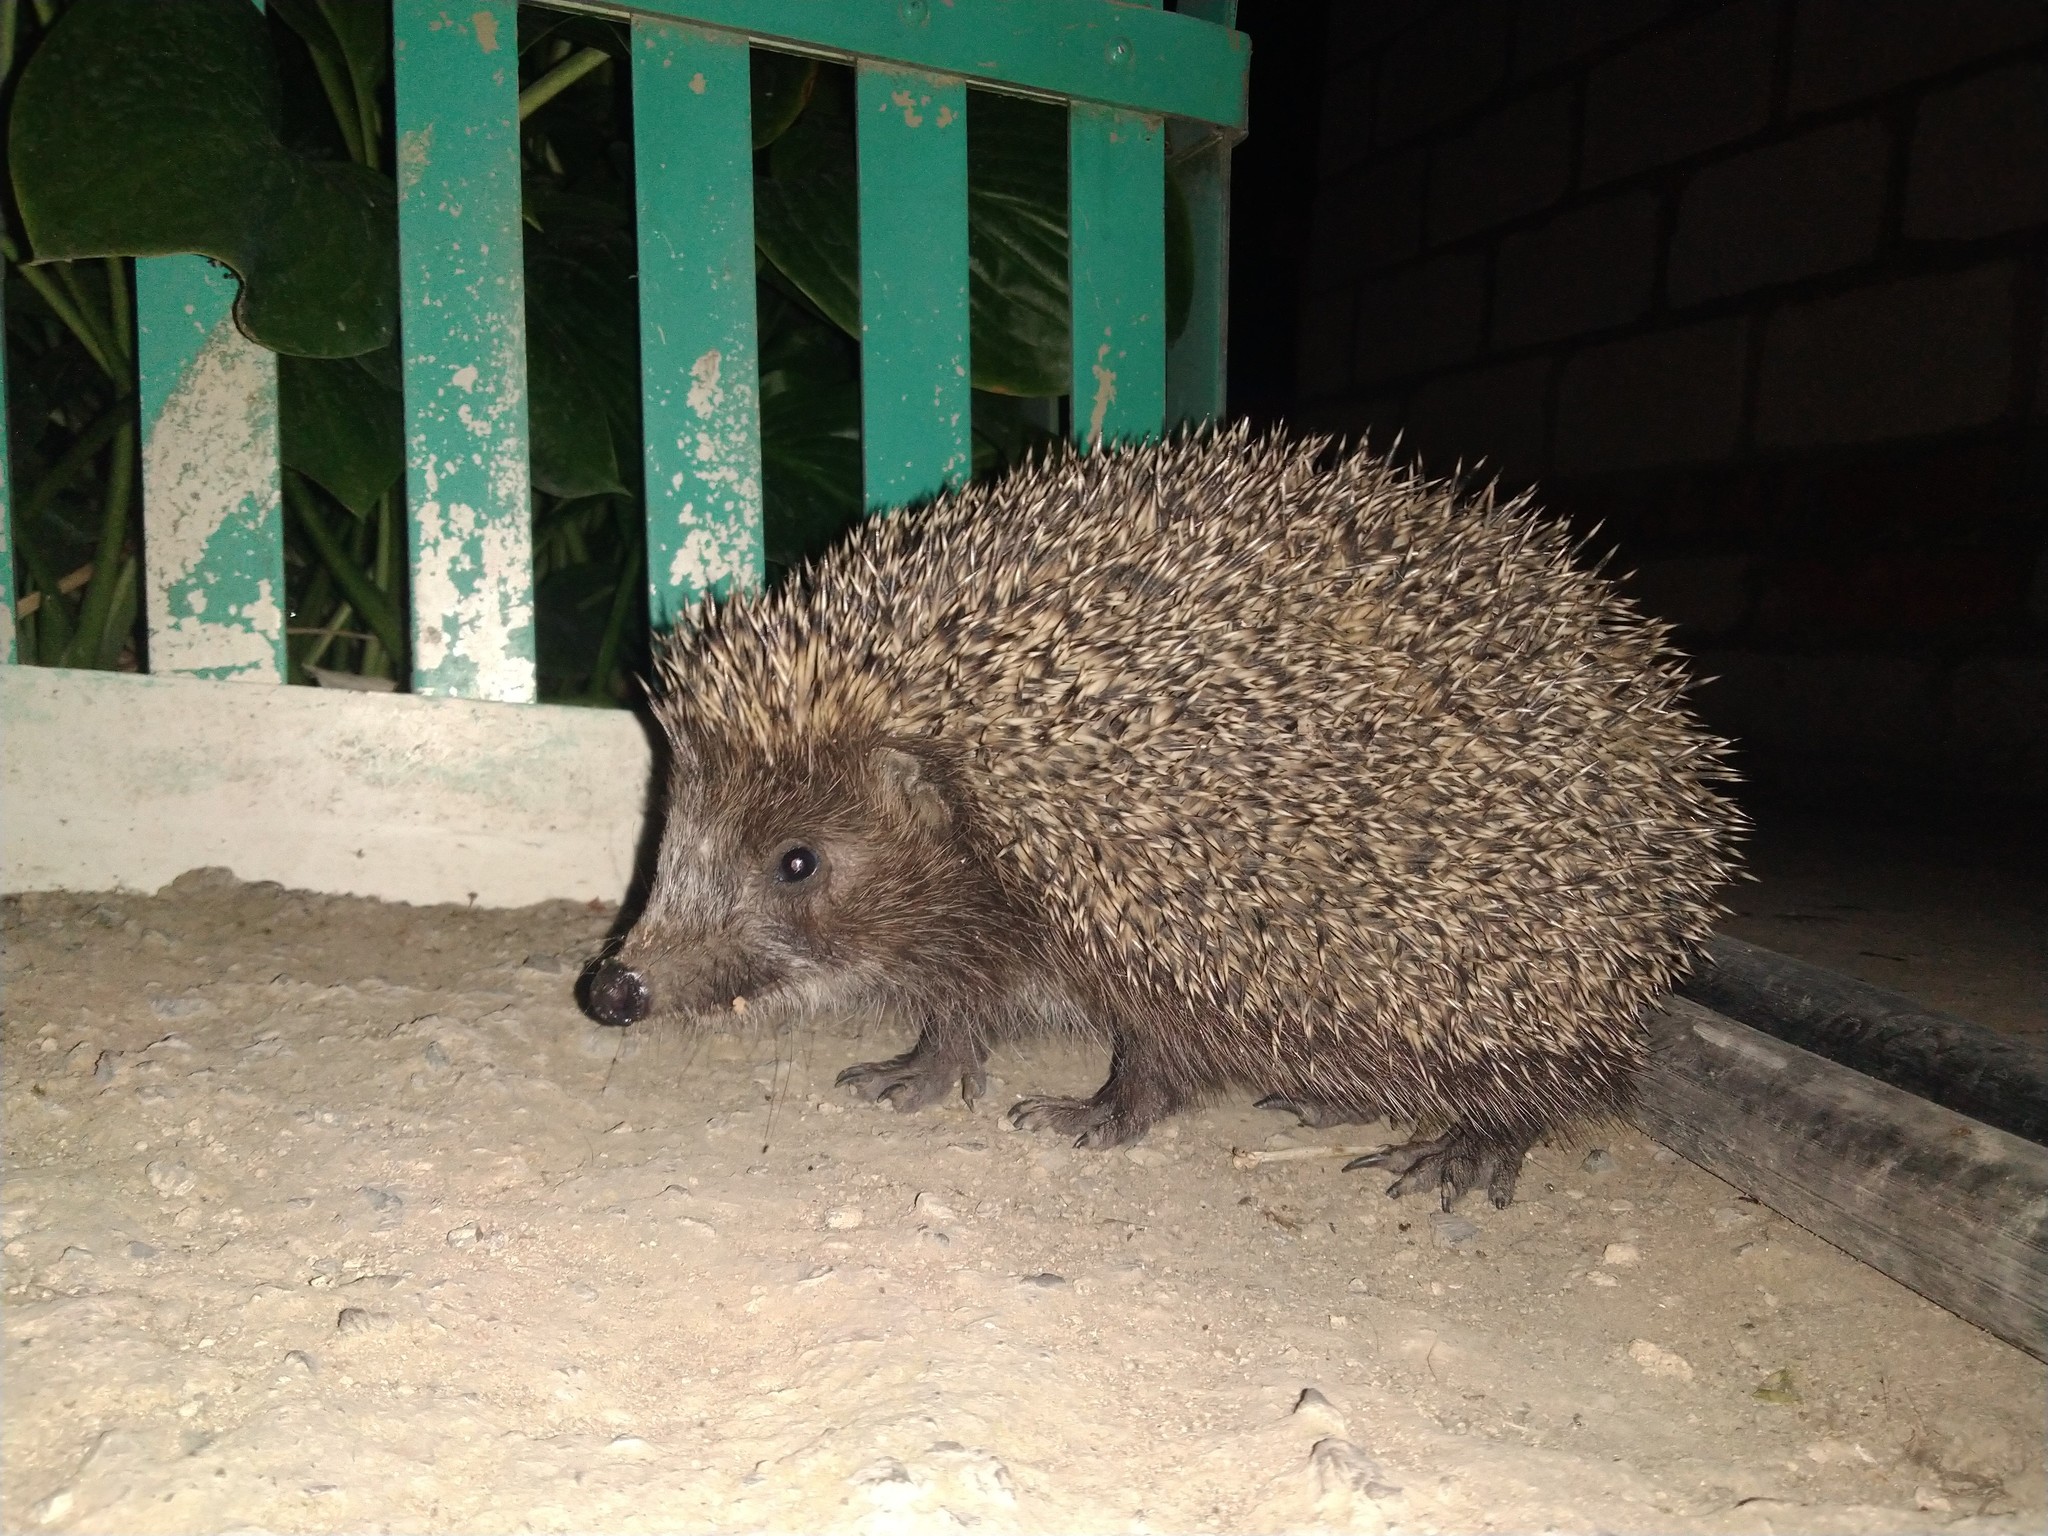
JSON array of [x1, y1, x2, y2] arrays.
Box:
[[1224, 0, 2047, 840]]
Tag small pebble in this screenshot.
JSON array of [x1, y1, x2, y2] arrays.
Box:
[[336, 1306, 371, 1335], [913, 1193, 957, 1221], [446, 1222, 480, 1248], [32, 1488, 75, 1525], [1429, 1212, 1479, 1248], [570, 1281, 599, 1303], [1627, 1338, 1694, 1381], [359, 1186, 403, 1212], [283, 1349, 318, 1374], [422, 1042, 450, 1069], [824, 1206, 865, 1231], [1125, 1146, 1168, 1167], [1020, 1271, 1068, 1288], [1601, 1242, 1640, 1266], [125, 1241, 159, 1260], [1580, 1148, 1615, 1175], [146, 1161, 197, 1198]]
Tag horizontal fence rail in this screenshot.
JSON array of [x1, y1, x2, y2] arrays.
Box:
[[2, 0, 1247, 706]]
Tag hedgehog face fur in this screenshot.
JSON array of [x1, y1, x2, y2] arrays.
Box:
[[586, 427, 1744, 1210], [627, 734, 1038, 1031]]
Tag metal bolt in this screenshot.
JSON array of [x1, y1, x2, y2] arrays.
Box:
[[1107, 36, 1132, 65], [900, 0, 929, 23]]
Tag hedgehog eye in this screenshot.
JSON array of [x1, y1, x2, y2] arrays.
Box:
[[773, 845, 820, 885]]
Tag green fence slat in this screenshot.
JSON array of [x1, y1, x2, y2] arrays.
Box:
[[857, 63, 971, 512], [619, 0, 1247, 128], [1164, 0, 1237, 429], [134, 255, 287, 681], [1069, 102, 1167, 448], [634, 18, 765, 621], [0, 274, 13, 665], [393, 0, 535, 702]]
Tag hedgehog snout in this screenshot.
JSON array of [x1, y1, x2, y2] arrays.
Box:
[[584, 959, 650, 1027]]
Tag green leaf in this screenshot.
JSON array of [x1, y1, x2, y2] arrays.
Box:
[[752, 174, 861, 339], [9, 0, 396, 357], [970, 389, 1061, 478], [761, 377, 862, 573], [524, 195, 639, 500], [278, 355, 402, 517], [311, 0, 391, 99], [1165, 161, 1194, 345], [270, 0, 389, 167], [753, 71, 860, 337], [967, 90, 1068, 396], [750, 51, 817, 151], [284, 471, 406, 669]]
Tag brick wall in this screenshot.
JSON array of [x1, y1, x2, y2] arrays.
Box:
[[1294, 0, 2048, 819]]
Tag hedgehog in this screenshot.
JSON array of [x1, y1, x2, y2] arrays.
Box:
[[584, 426, 1742, 1209]]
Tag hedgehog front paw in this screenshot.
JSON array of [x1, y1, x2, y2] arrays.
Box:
[[1007, 1094, 1146, 1149], [836, 1047, 985, 1112], [1345, 1124, 1533, 1211]]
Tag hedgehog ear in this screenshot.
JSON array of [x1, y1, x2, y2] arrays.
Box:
[[870, 746, 953, 835]]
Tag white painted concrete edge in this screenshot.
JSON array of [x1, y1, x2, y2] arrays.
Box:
[[1, 666, 656, 908]]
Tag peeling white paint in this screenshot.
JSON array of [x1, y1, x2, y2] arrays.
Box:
[[411, 495, 535, 703], [653, 344, 760, 603], [666, 525, 752, 599], [889, 88, 927, 128], [140, 310, 281, 680], [1086, 339, 1119, 447], [398, 125, 433, 193], [687, 348, 724, 418]]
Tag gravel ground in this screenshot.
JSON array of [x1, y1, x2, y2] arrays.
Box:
[[3, 861, 2043, 1534]]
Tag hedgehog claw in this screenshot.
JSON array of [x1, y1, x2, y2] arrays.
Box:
[[837, 1046, 985, 1113], [1007, 1094, 1151, 1149], [1344, 1124, 1531, 1210]]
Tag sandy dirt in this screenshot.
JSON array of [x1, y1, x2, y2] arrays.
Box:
[[3, 859, 2044, 1535]]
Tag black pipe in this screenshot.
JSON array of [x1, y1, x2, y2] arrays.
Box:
[[1637, 997, 2048, 1363], [1678, 935, 2048, 1147]]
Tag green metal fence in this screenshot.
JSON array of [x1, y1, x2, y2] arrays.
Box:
[[0, 0, 1248, 704]]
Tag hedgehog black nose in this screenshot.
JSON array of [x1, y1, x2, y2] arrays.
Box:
[[585, 960, 650, 1026]]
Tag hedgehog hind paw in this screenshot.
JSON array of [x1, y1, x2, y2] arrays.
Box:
[[1007, 1094, 1154, 1149], [836, 1048, 985, 1113], [1345, 1124, 1533, 1211]]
